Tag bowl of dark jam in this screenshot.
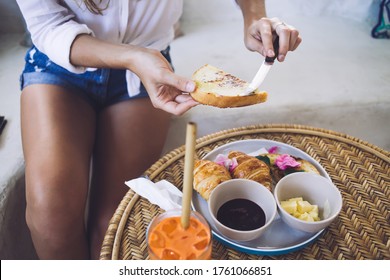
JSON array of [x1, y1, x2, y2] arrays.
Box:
[[208, 179, 277, 241]]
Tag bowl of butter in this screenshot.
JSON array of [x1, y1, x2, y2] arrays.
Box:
[[274, 173, 342, 233]]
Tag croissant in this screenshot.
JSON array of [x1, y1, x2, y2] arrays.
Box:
[[228, 151, 272, 191], [193, 159, 232, 201]]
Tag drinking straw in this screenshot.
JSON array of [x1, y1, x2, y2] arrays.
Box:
[[181, 122, 197, 229]]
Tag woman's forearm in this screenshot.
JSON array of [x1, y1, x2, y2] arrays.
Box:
[[69, 34, 140, 71]]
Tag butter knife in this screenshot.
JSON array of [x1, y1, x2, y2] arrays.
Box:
[[241, 37, 279, 96]]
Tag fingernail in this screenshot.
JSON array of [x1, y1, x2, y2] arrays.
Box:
[[186, 81, 195, 92], [267, 49, 275, 57], [278, 54, 285, 62]]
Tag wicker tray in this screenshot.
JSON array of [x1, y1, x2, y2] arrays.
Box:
[[100, 124, 390, 260]]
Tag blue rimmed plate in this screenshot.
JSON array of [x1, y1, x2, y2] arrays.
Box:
[[192, 139, 330, 255]]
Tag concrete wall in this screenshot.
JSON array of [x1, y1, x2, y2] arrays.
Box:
[[0, 0, 25, 34], [181, 0, 380, 25], [0, 173, 37, 259], [1, 0, 381, 35]]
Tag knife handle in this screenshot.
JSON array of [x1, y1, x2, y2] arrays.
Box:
[[265, 35, 279, 63]]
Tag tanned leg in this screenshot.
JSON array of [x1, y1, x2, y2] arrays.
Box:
[[21, 84, 96, 259], [88, 98, 171, 259]]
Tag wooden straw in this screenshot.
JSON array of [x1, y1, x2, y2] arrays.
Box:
[[181, 122, 197, 229]]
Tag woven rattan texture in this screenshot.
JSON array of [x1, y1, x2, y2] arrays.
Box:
[[100, 124, 390, 260]]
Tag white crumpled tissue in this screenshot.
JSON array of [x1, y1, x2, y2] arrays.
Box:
[[125, 177, 183, 211]]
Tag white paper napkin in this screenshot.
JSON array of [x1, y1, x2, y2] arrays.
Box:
[[125, 177, 183, 211]]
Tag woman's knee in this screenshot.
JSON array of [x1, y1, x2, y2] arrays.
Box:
[[25, 177, 87, 244]]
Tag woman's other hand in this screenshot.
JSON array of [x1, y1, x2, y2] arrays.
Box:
[[237, 0, 302, 62], [244, 17, 302, 62]]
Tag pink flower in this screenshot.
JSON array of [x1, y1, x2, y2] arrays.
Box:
[[215, 154, 238, 172], [275, 154, 301, 170], [228, 158, 238, 172], [215, 154, 229, 165], [268, 146, 279, 154]]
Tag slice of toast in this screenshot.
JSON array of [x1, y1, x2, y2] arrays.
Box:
[[191, 64, 267, 108]]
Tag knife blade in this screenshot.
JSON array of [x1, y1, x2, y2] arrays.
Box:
[[241, 36, 279, 96]]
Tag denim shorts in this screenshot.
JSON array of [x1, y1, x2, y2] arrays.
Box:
[[20, 45, 172, 111]]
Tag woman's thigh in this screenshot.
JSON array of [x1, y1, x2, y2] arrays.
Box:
[[21, 84, 96, 230], [88, 97, 171, 257]]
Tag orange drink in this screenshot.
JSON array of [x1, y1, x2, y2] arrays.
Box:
[[147, 210, 212, 260]]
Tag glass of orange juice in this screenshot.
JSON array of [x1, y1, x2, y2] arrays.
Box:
[[147, 209, 212, 260]]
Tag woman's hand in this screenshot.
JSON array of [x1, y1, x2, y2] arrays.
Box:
[[129, 47, 198, 116], [236, 0, 302, 62], [244, 17, 302, 62]]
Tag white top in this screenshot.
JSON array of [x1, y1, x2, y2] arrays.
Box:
[[16, 0, 183, 97]]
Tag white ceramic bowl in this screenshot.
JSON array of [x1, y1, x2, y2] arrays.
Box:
[[208, 179, 277, 241], [274, 173, 343, 233]]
